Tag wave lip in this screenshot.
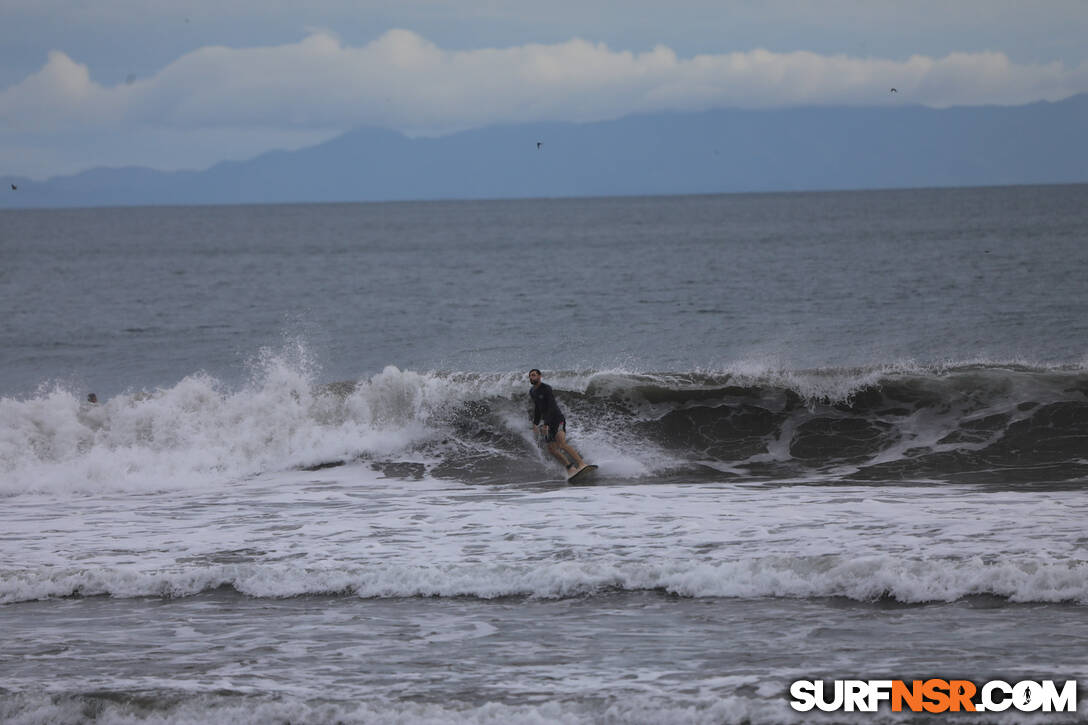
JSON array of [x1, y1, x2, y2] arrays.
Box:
[[5, 554, 1086, 605]]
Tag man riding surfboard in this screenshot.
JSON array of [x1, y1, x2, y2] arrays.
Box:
[[528, 369, 589, 478]]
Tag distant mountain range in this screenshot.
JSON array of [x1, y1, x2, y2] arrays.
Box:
[[3, 94, 1087, 208]]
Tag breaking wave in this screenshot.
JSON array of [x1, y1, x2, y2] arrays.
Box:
[[4, 553, 1086, 605], [2, 355, 1087, 495]]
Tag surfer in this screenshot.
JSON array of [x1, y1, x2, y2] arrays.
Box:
[[529, 369, 587, 476]]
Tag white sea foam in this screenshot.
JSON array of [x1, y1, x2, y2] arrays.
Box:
[[0, 361, 488, 496], [4, 553, 1086, 605], [4, 456, 1086, 604]]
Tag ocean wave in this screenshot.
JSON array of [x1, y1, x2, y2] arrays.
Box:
[[4, 554, 1086, 605], [2, 359, 1087, 494]]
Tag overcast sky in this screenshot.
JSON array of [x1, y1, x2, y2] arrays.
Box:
[[3, 0, 1088, 179]]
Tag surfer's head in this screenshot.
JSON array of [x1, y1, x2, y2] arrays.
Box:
[[528, 369, 542, 385]]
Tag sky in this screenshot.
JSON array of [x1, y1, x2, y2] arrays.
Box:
[[2, 0, 1088, 180]]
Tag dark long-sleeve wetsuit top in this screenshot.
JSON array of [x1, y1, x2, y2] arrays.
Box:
[[530, 382, 565, 427]]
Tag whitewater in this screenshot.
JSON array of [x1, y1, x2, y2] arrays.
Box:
[[2, 187, 1087, 723]]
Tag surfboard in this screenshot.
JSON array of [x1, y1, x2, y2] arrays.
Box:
[[566, 464, 598, 483]]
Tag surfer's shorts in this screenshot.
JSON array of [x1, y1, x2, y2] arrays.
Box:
[[544, 420, 565, 443]]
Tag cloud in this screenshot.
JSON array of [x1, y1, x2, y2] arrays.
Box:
[[0, 50, 120, 130], [2, 29, 1088, 176]]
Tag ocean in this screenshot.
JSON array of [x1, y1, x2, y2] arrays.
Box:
[[2, 185, 1087, 724]]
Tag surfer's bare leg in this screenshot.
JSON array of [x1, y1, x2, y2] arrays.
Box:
[[554, 429, 585, 469], [540, 425, 573, 468], [546, 442, 573, 468]]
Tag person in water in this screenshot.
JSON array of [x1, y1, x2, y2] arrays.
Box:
[[529, 369, 587, 475]]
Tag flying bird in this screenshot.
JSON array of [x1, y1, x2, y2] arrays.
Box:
[[536, 142, 542, 149], [890, 88, 898, 94], [10, 184, 15, 191]]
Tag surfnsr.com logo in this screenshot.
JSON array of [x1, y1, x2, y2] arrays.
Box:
[[789, 679, 1078, 713]]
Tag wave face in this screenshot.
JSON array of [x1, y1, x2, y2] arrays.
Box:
[[2, 360, 1087, 494], [586, 363, 1088, 484]]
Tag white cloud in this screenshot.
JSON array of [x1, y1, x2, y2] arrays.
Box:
[[0, 50, 121, 130], [2, 29, 1087, 176]]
